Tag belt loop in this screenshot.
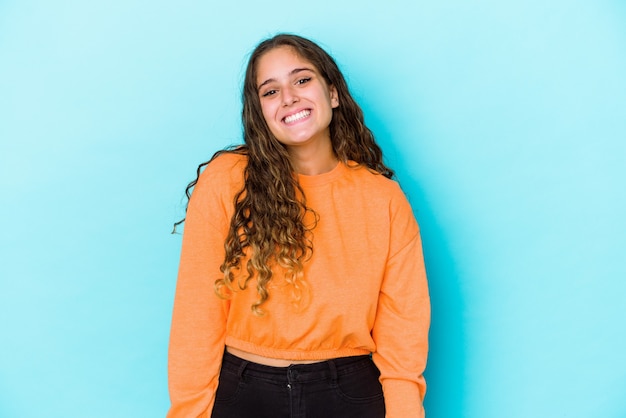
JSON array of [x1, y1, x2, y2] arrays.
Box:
[[328, 359, 338, 383], [237, 359, 249, 381]]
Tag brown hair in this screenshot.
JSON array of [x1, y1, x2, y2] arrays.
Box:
[[177, 34, 394, 314]]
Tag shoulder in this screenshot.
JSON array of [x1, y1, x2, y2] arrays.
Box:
[[191, 150, 247, 202], [344, 162, 404, 199], [198, 150, 248, 187], [344, 163, 417, 223], [201, 150, 248, 181]]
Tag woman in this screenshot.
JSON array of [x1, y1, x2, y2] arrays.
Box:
[[167, 34, 430, 418]]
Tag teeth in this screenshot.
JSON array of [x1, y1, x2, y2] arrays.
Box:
[[284, 110, 310, 124]]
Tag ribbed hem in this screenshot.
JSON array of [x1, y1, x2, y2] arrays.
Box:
[[225, 336, 371, 361]]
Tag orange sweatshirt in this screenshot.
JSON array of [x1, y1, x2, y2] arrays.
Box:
[[167, 153, 430, 418]]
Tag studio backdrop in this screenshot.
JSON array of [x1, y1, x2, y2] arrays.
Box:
[[1, 1, 625, 417]]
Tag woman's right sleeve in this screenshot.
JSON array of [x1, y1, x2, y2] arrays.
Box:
[[166, 170, 231, 418]]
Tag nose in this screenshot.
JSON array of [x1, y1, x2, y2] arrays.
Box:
[[282, 85, 299, 106]]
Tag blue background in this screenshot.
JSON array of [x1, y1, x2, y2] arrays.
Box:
[[1, 1, 625, 417]]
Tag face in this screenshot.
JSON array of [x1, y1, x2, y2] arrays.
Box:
[[255, 46, 339, 152]]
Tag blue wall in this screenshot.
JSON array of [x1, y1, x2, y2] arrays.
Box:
[[1, 1, 625, 417]]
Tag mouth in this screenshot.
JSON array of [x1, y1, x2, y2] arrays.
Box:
[[282, 109, 311, 125]]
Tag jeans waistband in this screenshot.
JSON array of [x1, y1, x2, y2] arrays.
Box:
[[221, 350, 374, 384]]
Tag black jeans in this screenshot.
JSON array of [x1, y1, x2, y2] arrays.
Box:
[[211, 351, 386, 418]]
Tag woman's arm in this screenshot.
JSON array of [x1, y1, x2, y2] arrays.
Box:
[[167, 161, 235, 418], [372, 189, 430, 418]]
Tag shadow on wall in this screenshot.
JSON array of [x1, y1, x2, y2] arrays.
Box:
[[369, 115, 468, 418]]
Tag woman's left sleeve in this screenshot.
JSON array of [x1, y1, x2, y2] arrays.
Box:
[[372, 188, 431, 418]]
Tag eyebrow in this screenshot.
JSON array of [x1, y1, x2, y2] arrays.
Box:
[[257, 67, 315, 91]]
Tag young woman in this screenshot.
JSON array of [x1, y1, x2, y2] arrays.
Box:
[[167, 34, 430, 418]]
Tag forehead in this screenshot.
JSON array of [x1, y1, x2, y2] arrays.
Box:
[[255, 46, 317, 83]]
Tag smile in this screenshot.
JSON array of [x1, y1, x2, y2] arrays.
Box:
[[283, 110, 311, 124]]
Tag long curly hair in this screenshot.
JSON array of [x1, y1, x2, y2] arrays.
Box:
[[176, 34, 394, 314]]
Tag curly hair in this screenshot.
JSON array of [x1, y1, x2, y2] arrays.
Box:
[[175, 34, 394, 314]]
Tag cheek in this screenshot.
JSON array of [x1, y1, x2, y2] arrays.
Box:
[[259, 102, 282, 138], [260, 101, 277, 126]]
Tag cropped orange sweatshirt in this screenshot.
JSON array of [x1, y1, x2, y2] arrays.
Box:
[[167, 153, 430, 418]]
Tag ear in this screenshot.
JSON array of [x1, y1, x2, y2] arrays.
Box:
[[330, 85, 339, 108]]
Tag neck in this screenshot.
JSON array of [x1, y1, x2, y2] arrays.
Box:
[[287, 140, 337, 176]]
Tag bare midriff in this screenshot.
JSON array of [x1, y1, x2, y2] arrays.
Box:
[[226, 346, 330, 367]]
